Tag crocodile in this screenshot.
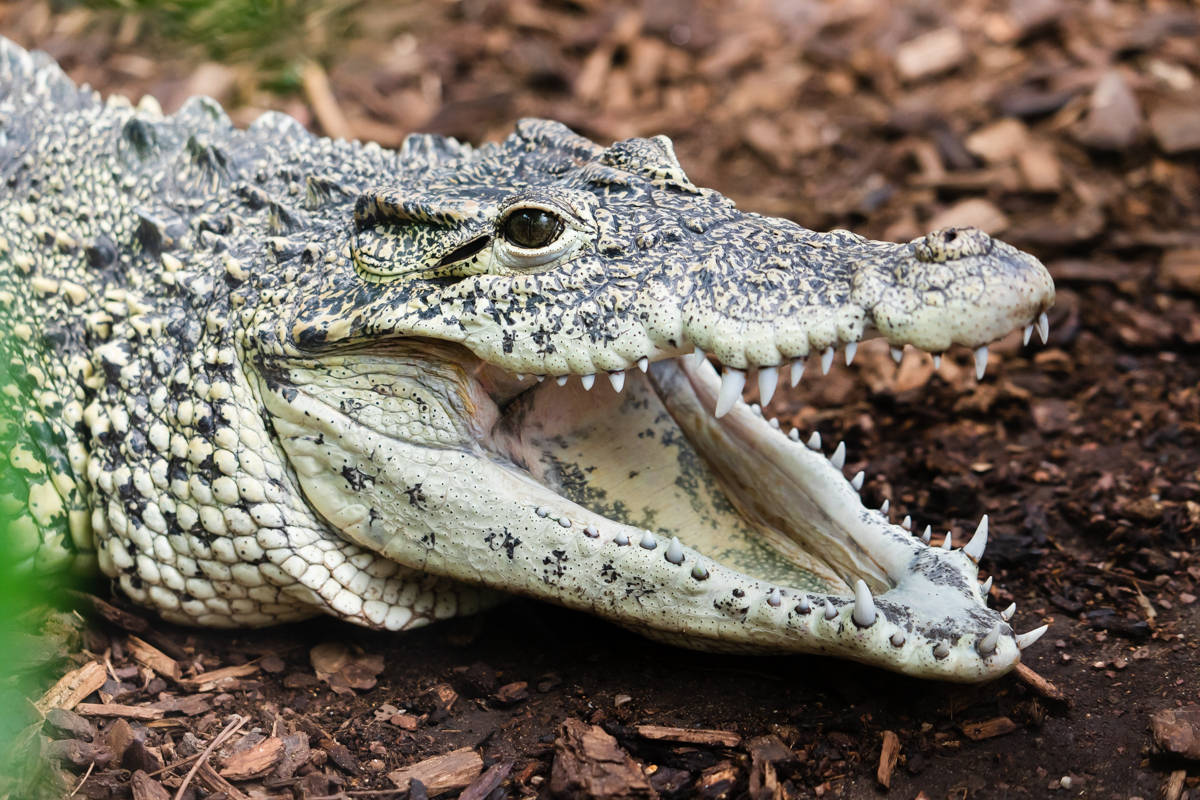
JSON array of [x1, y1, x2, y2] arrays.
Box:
[[0, 36, 1053, 682]]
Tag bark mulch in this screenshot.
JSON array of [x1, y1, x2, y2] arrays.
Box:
[[2, 0, 1199, 797]]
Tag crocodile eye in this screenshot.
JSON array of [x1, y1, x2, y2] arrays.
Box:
[[501, 207, 565, 250]]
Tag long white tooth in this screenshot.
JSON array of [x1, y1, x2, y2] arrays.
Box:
[[806, 432, 821, 450], [1001, 602, 1016, 621], [613, 532, 629, 546], [769, 417, 780, 429], [750, 403, 762, 416], [757, 365, 779, 406], [880, 499, 890, 514], [637, 357, 649, 372], [664, 537, 684, 564], [850, 471, 864, 491], [1015, 624, 1049, 650], [767, 588, 782, 607], [788, 428, 800, 441], [608, 371, 625, 392], [581, 373, 596, 391], [941, 531, 953, 550], [963, 515, 988, 562], [1036, 311, 1049, 343], [921, 525, 932, 544], [714, 368, 746, 418], [845, 341, 858, 366], [796, 595, 811, 614], [639, 530, 657, 549], [933, 354, 942, 370], [901, 515, 912, 530], [890, 346, 904, 364], [821, 346, 834, 374], [790, 359, 805, 387], [974, 345, 989, 380], [830, 441, 845, 469], [852, 580, 876, 627], [556, 375, 569, 386], [691, 563, 709, 580], [978, 624, 1001, 655], [981, 576, 993, 595], [1023, 325, 1033, 345], [823, 599, 838, 620], [690, 347, 706, 368]]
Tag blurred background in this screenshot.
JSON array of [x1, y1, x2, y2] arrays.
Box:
[[2, 1, 1199, 798]]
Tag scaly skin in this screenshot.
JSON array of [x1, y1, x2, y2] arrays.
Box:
[[0, 37, 1053, 681]]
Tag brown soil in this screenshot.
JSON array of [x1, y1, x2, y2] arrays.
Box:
[[4, 0, 1200, 798]]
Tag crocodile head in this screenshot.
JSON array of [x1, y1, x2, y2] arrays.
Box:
[[256, 119, 1053, 681]]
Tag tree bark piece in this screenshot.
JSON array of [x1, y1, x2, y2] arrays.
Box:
[[35, 661, 107, 714], [876, 730, 900, 788], [127, 636, 182, 682], [633, 725, 741, 748], [550, 718, 657, 800]]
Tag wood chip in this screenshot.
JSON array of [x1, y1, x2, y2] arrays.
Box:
[[876, 730, 900, 788], [1160, 249, 1200, 296], [75, 702, 164, 721], [633, 724, 741, 748], [126, 635, 182, 681], [219, 736, 286, 780], [1149, 105, 1200, 154], [178, 662, 261, 692], [1074, 70, 1142, 150], [965, 118, 1030, 164], [1149, 706, 1200, 760], [388, 747, 483, 795], [895, 27, 966, 81], [35, 661, 107, 715], [1163, 769, 1187, 800], [961, 717, 1018, 740], [458, 760, 513, 800], [129, 769, 171, 800], [1015, 662, 1065, 701], [927, 198, 1009, 235]]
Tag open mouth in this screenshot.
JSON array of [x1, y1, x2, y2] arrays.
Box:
[[264, 311, 1051, 682]]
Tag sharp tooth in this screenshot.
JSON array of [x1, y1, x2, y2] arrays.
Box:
[[850, 471, 864, 491], [555, 375, 568, 386], [806, 431, 821, 450], [796, 595, 811, 614], [963, 515, 988, 562], [613, 532, 629, 546], [1001, 602, 1016, 621], [750, 403, 762, 416], [769, 417, 780, 429], [516, 373, 525, 381], [637, 356, 649, 372], [941, 531, 953, 550], [691, 563, 709, 580], [1023, 325, 1033, 345], [665, 537, 684, 564], [852, 580, 876, 627], [933, 641, 950, 659], [830, 441, 845, 469], [581, 373, 596, 390], [714, 367, 746, 418], [974, 345, 989, 380], [981, 576, 993, 595], [880, 499, 890, 514], [933, 354, 942, 370], [891, 346, 904, 364], [639, 530, 657, 549], [823, 599, 838, 620], [1036, 311, 1049, 343], [537, 375, 546, 382], [921, 525, 932, 544], [690, 347, 706, 368], [1015, 624, 1048, 650], [890, 630, 906, 647], [901, 515, 912, 530], [978, 624, 1001, 655], [757, 365, 778, 405], [584, 525, 599, 538], [789, 428, 800, 441], [767, 588, 782, 607], [821, 346, 834, 374], [790, 359, 805, 386], [608, 371, 625, 392], [845, 341, 858, 365]]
